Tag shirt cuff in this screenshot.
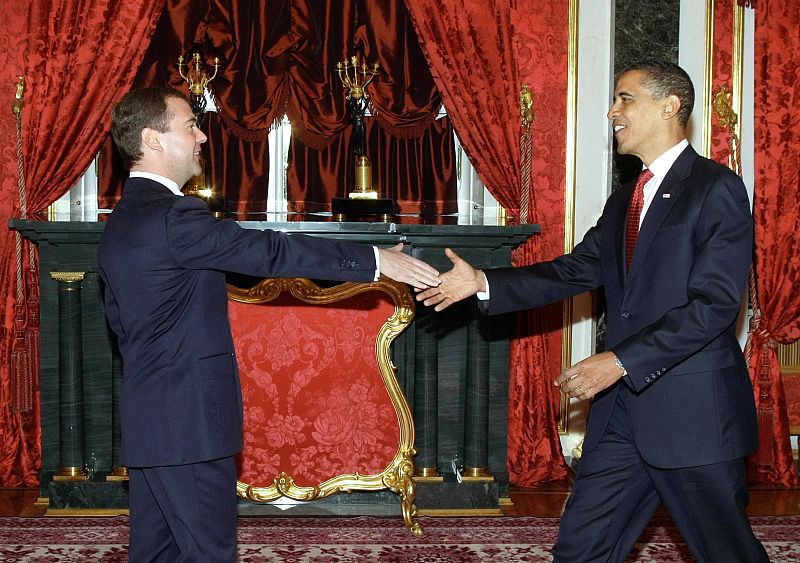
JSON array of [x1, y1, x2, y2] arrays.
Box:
[[476, 275, 490, 301], [373, 246, 380, 281]]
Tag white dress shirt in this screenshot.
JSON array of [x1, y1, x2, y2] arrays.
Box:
[[477, 138, 690, 300]]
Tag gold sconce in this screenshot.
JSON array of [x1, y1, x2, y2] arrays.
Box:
[[177, 52, 225, 216]]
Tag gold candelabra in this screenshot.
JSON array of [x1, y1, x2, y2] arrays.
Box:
[[178, 52, 220, 119], [337, 55, 380, 199], [337, 56, 380, 103]]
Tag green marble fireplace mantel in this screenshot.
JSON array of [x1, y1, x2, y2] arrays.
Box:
[[10, 219, 538, 514]]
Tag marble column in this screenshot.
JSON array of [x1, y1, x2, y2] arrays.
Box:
[[463, 313, 491, 478], [50, 271, 88, 481], [107, 345, 128, 480], [412, 309, 440, 477]]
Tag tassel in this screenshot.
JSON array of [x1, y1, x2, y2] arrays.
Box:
[[756, 405, 774, 466], [519, 83, 534, 226], [737, 0, 755, 8], [755, 350, 774, 468]]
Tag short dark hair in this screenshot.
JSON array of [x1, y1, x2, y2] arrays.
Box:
[[111, 87, 189, 169], [620, 61, 695, 127]]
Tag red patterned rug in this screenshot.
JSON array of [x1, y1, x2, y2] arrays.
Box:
[[1, 515, 798, 561]]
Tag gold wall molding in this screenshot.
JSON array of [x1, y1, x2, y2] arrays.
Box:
[[701, 0, 715, 158], [559, 0, 580, 434], [778, 341, 800, 375]]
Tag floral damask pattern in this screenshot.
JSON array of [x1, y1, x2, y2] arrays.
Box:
[[229, 294, 400, 488], [404, 0, 570, 487], [711, 0, 735, 166], [0, 0, 161, 488], [748, 0, 800, 487]]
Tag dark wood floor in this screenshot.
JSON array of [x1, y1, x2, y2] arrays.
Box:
[[2, 478, 798, 518]]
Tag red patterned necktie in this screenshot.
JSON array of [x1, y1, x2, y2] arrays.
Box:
[[625, 169, 653, 270]]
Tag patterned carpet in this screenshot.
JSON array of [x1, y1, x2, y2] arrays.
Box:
[[1, 514, 799, 562]]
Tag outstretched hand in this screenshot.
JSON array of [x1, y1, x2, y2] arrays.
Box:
[[378, 243, 441, 290], [416, 248, 487, 311]]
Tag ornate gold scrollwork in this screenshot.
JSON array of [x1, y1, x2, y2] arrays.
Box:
[[383, 446, 423, 537], [712, 85, 742, 176], [713, 85, 738, 130], [519, 83, 535, 134], [229, 277, 422, 535]]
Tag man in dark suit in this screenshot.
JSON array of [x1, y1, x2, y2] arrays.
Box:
[[98, 87, 440, 562], [418, 61, 767, 562]]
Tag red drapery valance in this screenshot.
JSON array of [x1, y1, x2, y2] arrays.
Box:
[[98, 0, 455, 217]]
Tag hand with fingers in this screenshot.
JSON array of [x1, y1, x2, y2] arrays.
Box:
[[378, 243, 441, 290], [416, 248, 487, 311], [554, 351, 627, 400]]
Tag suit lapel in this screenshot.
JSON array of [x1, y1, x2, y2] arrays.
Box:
[[626, 145, 697, 281], [614, 187, 631, 289]]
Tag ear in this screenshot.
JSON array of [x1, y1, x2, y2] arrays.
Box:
[[661, 95, 681, 120], [141, 127, 163, 152]]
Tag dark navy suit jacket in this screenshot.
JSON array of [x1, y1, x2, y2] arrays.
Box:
[[98, 178, 376, 467], [482, 145, 758, 469]]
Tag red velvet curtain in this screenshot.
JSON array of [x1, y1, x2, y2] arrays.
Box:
[[286, 0, 455, 216], [289, 117, 456, 216], [99, 0, 455, 218], [745, 0, 799, 488], [0, 2, 33, 489], [0, 0, 163, 487], [404, 0, 570, 484]]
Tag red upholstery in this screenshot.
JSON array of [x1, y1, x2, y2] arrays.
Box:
[[783, 372, 800, 431], [228, 287, 401, 489]]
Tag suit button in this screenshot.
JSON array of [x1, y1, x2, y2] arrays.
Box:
[[621, 312, 631, 319]]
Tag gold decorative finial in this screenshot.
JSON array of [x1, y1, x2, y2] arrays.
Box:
[[337, 56, 380, 101], [520, 83, 534, 133], [712, 85, 742, 175], [12, 75, 24, 117], [712, 86, 738, 130]]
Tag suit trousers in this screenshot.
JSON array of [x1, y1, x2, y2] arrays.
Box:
[[552, 386, 768, 563], [128, 456, 237, 562]]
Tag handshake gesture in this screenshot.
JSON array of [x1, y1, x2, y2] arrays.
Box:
[[416, 248, 487, 311]]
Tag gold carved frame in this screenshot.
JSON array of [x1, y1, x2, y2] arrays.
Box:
[[228, 277, 422, 536]]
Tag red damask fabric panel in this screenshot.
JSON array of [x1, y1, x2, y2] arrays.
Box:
[[405, 0, 570, 485], [508, 1, 571, 485], [710, 0, 736, 167], [783, 373, 800, 430], [0, 0, 163, 488], [229, 293, 400, 488], [747, 0, 800, 488]]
